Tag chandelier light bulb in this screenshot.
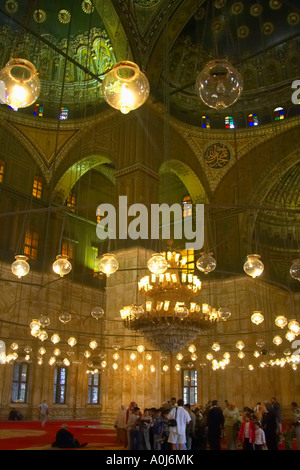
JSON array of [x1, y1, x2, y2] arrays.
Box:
[[84, 350, 91, 358], [59, 311, 72, 324], [52, 254, 72, 277], [256, 339, 265, 348], [130, 352, 136, 361], [11, 255, 30, 278], [89, 340, 98, 350], [290, 259, 300, 281], [98, 253, 119, 277], [112, 363, 118, 370], [288, 320, 300, 334], [176, 353, 183, 361], [150, 365, 156, 372], [253, 350, 260, 358], [145, 353, 152, 361], [63, 358, 70, 366], [275, 315, 288, 329], [195, 59, 243, 110], [218, 307, 231, 321], [102, 61, 150, 114], [101, 360, 107, 368], [238, 351, 245, 359], [147, 253, 168, 275], [243, 254, 264, 278], [175, 363, 181, 371], [112, 352, 120, 360], [38, 330, 48, 342], [0, 58, 41, 108], [137, 345, 145, 353], [251, 311, 264, 325], [196, 252, 217, 275], [188, 344, 197, 353], [212, 342, 220, 352], [248, 364, 254, 370], [53, 348, 61, 356], [10, 342, 18, 351], [38, 347, 46, 356], [285, 331, 296, 342]]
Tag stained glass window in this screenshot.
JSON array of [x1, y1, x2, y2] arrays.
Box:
[[0, 159, 5, 183], [34, 103, 44, 117], [62, 240, 74, 260], [66, 191, 76, 212], [53, 367, 67, 404], [88, 372, 100, 404], [201, 115, 211, 129], [248, 113, 258, 126], [11, 363, 28, 403], [182, 195, 192, 218], [225, 116, 235, 129], [32, 175, 43, 198], [24, 230, 39, 260], [274, 107, 284, 121], [183, 369, 197, 406], [60, 107, 69, 120]]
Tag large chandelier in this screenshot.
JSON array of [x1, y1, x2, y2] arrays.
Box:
[[120, 251, 223, 354]]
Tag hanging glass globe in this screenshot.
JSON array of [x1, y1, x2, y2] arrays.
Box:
[[102, 61, 150, 114], [195, 59, 243, 110], [218, 307, 231, 321], [38, 347, 46, 356], [150, 365, 156, 372], [290, 259, 300, 281], [174, 304, 189, 318], [39, 315, 50, 327], [38, 330, 48, 342], [63, 358, 70, 367], [288, 319, 300, 334], [188, 344, 197, 353], [89, 340, 98, 350], [84, 350, 91, 358], [238, 351, 245, 359], [112, 362, 118, 370], [24, 345, 32, 354], [0, 58, 41, 109], [196, 252, 216, 275], [52, 254, 72, 277], [176, 353, 183, 361], [112, 352, 120, 360], [273, 335, 282, 346], [212, 342, 220, 351], [51, 334, 60, 344], [285, 331, 296, 342], [243, 254, 264, 278], [251, 311, 264, 325], [59, 311, 72, 324], [256, 339, 265, 348], [98, 253, 119, 277], [236, 340, 245, 350], [253, 350, 260, 358], [191, 353, 197, 361], [145, 353, 152, 361], [68, 337, 77, 347], [275, 315, 288, 329], [137, 344, 145, 353], [91, 306, 105, 320], [30, 319, 40, 330], [175, 363, 181, 371], [130, 305, 144, 319], [147, 253, 168, 275], [11, 255, 30, 278], [53, 348, 61, 356], [10, 342, 18, 350]]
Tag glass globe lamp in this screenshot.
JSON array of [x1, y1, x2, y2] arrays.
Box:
[[175, 363, 181, 371], [188, 344, 197, 353], [38, 330, 48, 342], [176, 353, 183, 361], [59, 311, 72, 323], [275, 315, 288, 329], [195, 59, 243, 110], [0, 58, 41, 109], [206, 353, 213, 361], [290, 259, 300, 281], [238, 351, 245, 359], [39, 315, 50, 327], [285, 331, 296, 342], [147, 253, 168, 275], [89, 340, 98, 350], [38, 347, 46, 356], [98, 253, 119, 277], [256, 339, 265, 348], [236, 340, 245, 350], [137, 345, 145, 353], [68, 337, 77, 347], [51, 333, 60, 344], [101, 360, 107, 368], [273, 335, 282, 346], [11, 255, 30, 278], [288, 320, 300, 334], [52, 254, 72, 277], [10, 342, 18, 350], [174, 304, 189, 318], [102, 61, 150, 114], [196, 252, 216, 275], [243, 254, 264, 278], [212, 342, 220, 352], [218, 307, 231, 321], [91, 306, 105, 320], [251, 311, 264, 325]]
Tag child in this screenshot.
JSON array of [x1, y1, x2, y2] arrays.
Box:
[[237, 412, 255, 450], [253, 421, 266, 450], [283, 424, 296, 450]]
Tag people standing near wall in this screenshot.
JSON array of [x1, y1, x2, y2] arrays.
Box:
[[291, 402, 300, 449], [262, 403, 278, 451], [270, 397, 282, 444], [223, 402, 240, 450], [206, 400, 225, 450], [114, 404, 127, 446], [237, 412, 255, 450], [167, 399, 191, 450], [38, 400, 49, 427]]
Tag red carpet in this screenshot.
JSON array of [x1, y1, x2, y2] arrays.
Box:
[[0, 420, 123, 450]]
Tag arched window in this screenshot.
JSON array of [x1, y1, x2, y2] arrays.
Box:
[[32, 175, 43, 198], [24, 229, 39, 260], [182, 195, 192, 218], [225, 116, 235, 129], [0, 159, 5, 183], [201, 115, 210, 129], [274, 107, 284, 121], [248, 113, 258, 126]]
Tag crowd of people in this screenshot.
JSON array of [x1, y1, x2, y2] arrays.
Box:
[[114, 397, 300, 451]]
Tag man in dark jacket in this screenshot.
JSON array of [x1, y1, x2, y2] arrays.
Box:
[[52, 424, 87, 448], [206, 400, 225, 450]]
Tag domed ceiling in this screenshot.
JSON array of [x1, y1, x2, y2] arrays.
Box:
[[0, 0, 299, 125]]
